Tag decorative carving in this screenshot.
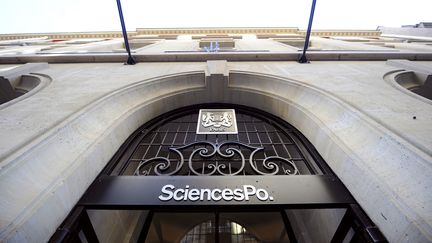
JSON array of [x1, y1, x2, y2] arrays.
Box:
[[197, 109, 238, 134], [134, 141, 299, 176], [201, 112, 233, 128]]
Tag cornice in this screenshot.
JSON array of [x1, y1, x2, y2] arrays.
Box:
[[0, 28, 381, 40], [298, 30, 381, 37], [0, 32, 136, 41], [135, 27, 299, 35]]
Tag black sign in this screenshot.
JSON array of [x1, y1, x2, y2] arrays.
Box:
[[79, 175, 354, 209]]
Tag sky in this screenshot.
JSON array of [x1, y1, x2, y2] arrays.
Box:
[[1, 0, 431, 34]]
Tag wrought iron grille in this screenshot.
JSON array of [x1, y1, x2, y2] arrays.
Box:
[[109, 105, 328, 176]]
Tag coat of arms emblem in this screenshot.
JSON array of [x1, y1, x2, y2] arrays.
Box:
[[196, 109, 238, 134]]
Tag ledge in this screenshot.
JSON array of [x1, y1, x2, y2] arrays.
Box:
[[0, 51, 432, 64]]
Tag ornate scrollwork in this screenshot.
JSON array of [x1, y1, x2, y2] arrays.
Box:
[[134, 141, 299, 176]]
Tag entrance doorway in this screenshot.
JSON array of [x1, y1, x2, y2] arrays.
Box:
[[145, 211, 288, 243], [50, 104, 387, 243]]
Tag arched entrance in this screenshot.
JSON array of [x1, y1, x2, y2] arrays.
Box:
[[50, 104, 386, 243]]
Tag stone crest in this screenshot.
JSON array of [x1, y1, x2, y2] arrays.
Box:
[[196, 109, 238, 134]]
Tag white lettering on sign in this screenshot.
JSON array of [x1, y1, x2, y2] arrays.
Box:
[[158, 185, 274, 202]]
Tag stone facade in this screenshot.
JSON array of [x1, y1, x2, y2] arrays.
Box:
[[0, 28, 431, 243]]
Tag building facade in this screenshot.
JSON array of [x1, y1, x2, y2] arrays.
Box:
[[0, 26, 431, 243]]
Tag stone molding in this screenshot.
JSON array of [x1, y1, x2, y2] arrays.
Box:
[[1, 52, 432, 65], [0, 28, 381, 41], [0, 32, 134, 41], [136, 27, 299, 35], [298, 30, 381, 37]]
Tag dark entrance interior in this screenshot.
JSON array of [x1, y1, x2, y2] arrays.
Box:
[[50, 104, 387, 243], [144, 211, 289, 243]]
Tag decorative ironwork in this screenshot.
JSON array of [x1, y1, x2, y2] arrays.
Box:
[[134, 141, 299, 176], [110, 106, 327, 176]]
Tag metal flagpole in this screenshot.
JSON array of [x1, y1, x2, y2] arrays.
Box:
[[298, 0, 317, 63], [116, 0, 136, 65]]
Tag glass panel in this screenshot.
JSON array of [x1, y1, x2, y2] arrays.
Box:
[[145, 212, 290, 243], [285, 208, 346, 243], [87, 210, 148, 243], [81, 209, 352, 243], [258, 132, 271, 143], [174, 132, 186, 145], [220, 212, 289, 243], [145, 213, 215, 243]]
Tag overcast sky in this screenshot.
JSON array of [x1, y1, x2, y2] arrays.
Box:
[[1, 0, 431, 34]]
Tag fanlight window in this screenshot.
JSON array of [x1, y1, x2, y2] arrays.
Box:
[[109, 106, 328, 176]]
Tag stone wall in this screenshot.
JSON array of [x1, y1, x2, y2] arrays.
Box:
[[0, 61, 431, 242]]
